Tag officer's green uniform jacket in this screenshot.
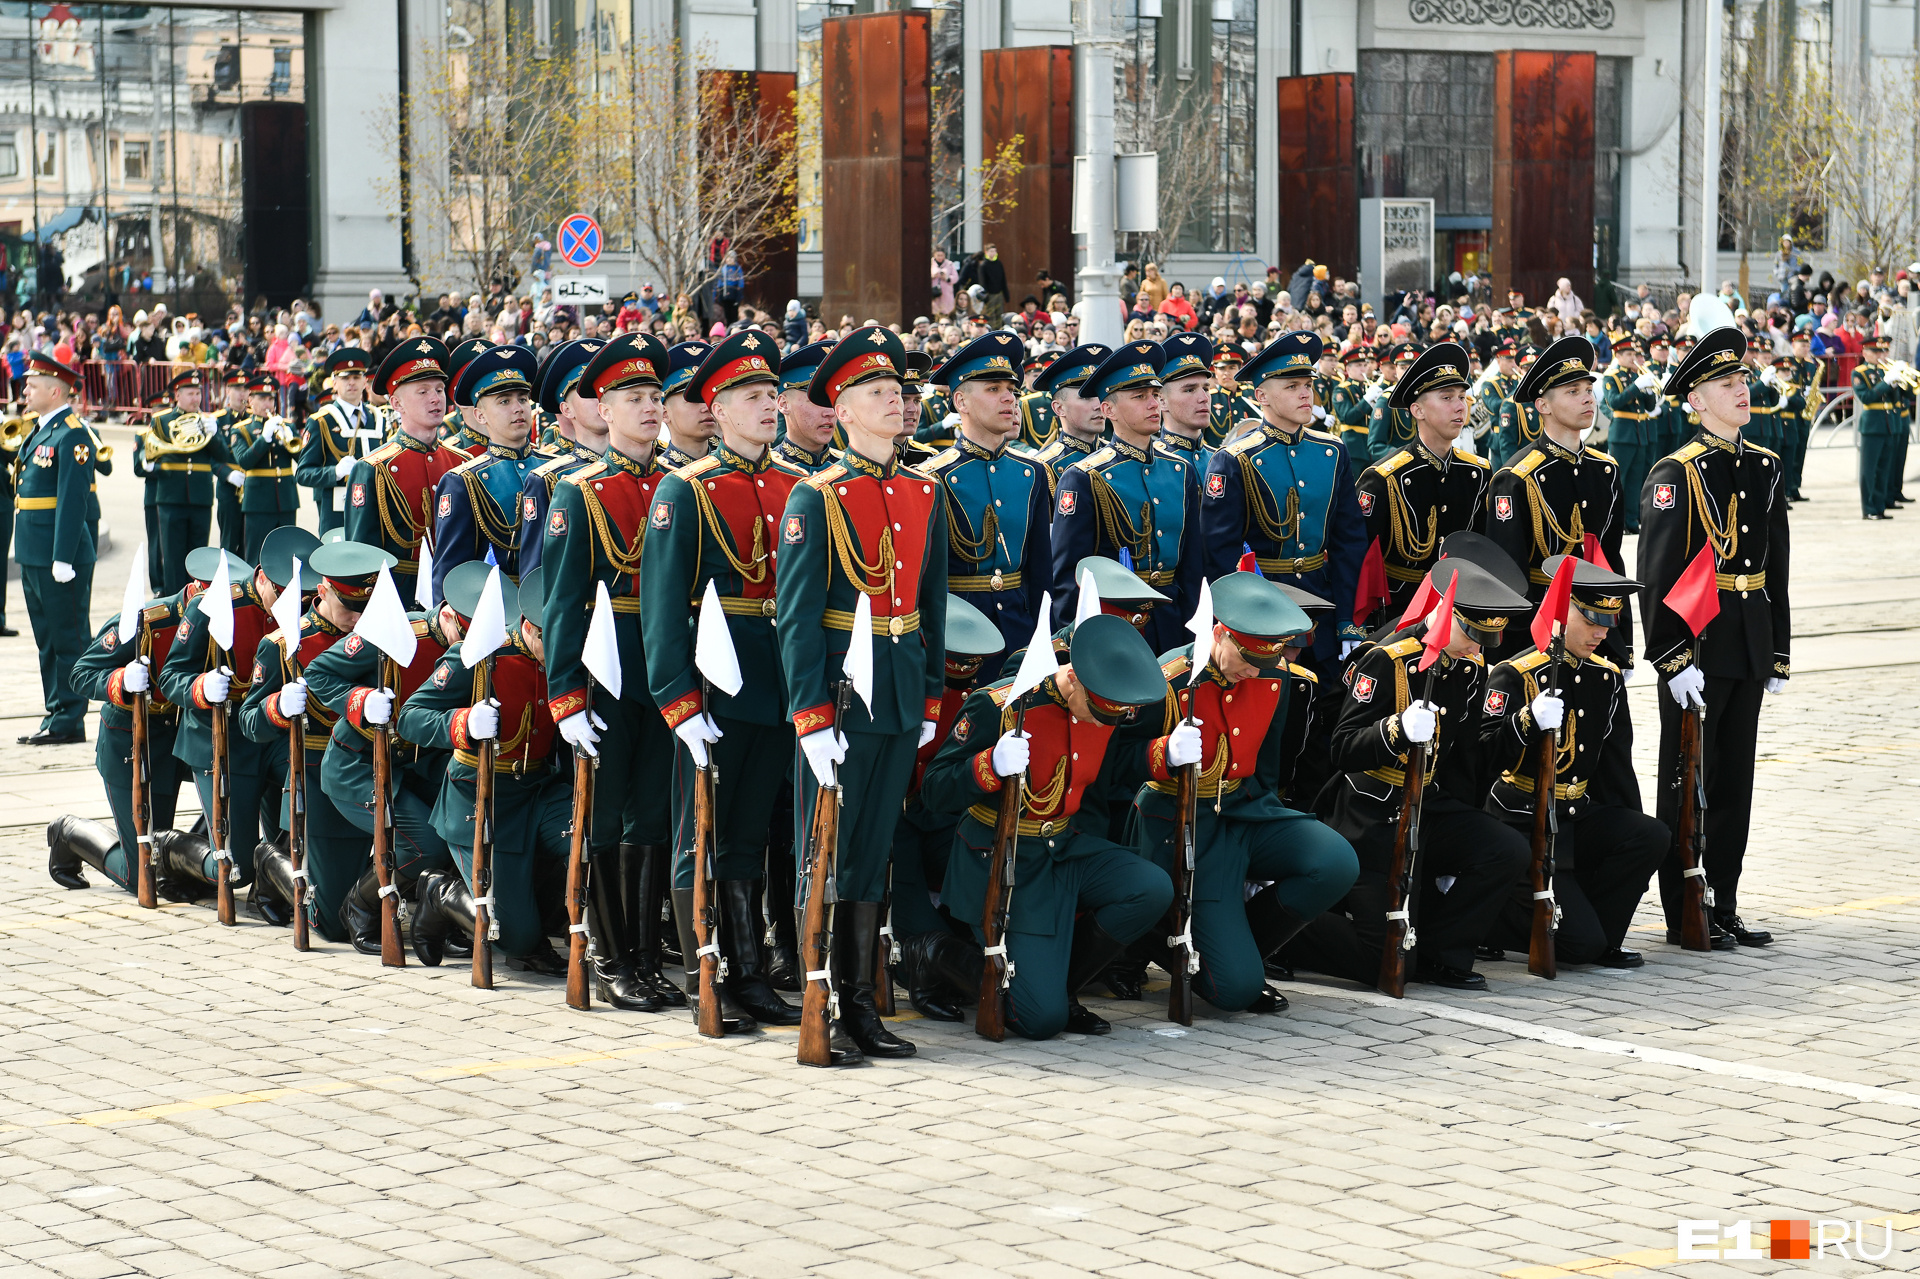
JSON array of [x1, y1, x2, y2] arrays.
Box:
[[915, 389, 954, 445], [13, 402, 98, 568], [144, 410, 236, 508], [304, 612, 453, 805], [1209, 386, 1259, 449], [1329, 378, 1373, 477], [343, 432, 470, 588], [1017, 388, 1057, 449], [214, 407, 250, 537], [235, 607, 348, 818], [232, 415, 301, 513], [1854, 361, 1902, 437], [399, 634, 559, 794], [1031, 430, 1098, 500], [156, 576, 278, 772], [1601, 366, 1658, 451], [71, 591, 190, 737], [1367, 396, 1416, 465], [1474, 369, 1518, 452], [297, 398, 388, 526], [1789, 354, 1823, 428], [1745, 368, 1783, 452], [1491, 397, 1542, 468]]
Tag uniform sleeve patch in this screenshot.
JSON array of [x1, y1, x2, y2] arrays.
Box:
[[783, 513, 806, 544], [1652, 483, 1676, 510], [1493, 494, 1513, 521], [351, 483, 366, 507], [252, 659, 266, 683], [432, 664, 450, 688], [548, 507, 568, 536], [1205, 473, 1226, 499], [74, 443, 90, 464], [1483, 689, 1507, 716], [952, 715, 971, 743], [438, 492, 453, 518], [344, 634, 363, 656], [651, 501, 674, 530], [102, 627, 116, 648], [1057, 490, 1077, 515], [1357, 489, 1374, 516], [1352, 673, 1376, 703], [523, 495, 538, 521]]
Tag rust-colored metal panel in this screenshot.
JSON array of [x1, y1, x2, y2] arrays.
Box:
[[1492, 50, 1593, 308], [822, 12, 930, 327], [980, 45, 1074, 311], [699, 69, 798, 314], [1276, 73, 1356, 281]]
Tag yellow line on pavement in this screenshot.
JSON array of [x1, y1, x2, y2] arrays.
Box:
[[1501, 1216, 1920, 1278], [1782, 894, 1916, 918]]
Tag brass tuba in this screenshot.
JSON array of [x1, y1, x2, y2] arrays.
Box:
[[0, 411, 35, 454]]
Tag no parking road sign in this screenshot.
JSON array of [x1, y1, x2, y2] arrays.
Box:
[[558, 214, 602, 270]]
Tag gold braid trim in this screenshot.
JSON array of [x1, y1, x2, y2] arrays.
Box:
[[1522, 469, 1583, 563], [1383, 473, 1438, 564], [372, 462, 426, 552], [687, 479, 769, 584], [822, 487, 894, 597], [1682, 462, 1739, 563], [459, 468, 522, 558], [1236, 448, 1301, 544], [577, 481, 644, 576], [1087, 470, 1155, 563], [943, 486, 1000, 567]]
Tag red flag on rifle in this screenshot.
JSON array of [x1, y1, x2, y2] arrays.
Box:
[[1664, 542, 1721, 638], [1531, 554, 1577, 653], [1354, 538, 1390, 626], [1398, 574, 1438, 629], [1417, 571, 1457, 673]]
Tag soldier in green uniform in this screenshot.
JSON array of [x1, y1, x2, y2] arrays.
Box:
[[232, 373, 302, 561], [913, 613, 1175, 1039], [897, 350, 940, 465], [345, 340, 469, 585], [541, 332, 685, 1008], [1656, 335, 1696, 459], [1601, 335, 1660, 534], [212, 369, 251, 554], [777, 324, 949, 1061], [1854, 334, 1902, 519], [140, 369, 237, 594], [14, 352, 100, 745], [1206, 347, 1259, 450], [438, 337, 494, 458], [1329, 344, 1375, 478], [1783, 329, 1820, 501], [1742, 341, 1783, 457], [1366, 344, 1419, 465], [132, 388, 171, 587], [516, 339, 608, 576], [641, 329, 804, 1026], [916, 373, 955, 449], [297, 347, 384, 533], [1015, 349, 1061, 449], [1127, 573, 1359, 1013], [1491, 352, 1546, 469], [659, 340, 716, 470], [1472, 337, 1521, 461], [773, 340, 838, 476], [0, 396, 20, 638], [1029, 344, 1112, 498]]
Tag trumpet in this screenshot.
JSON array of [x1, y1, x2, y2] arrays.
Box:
[[0, 411, 36, 453], [1883, 359, 1920, 391]]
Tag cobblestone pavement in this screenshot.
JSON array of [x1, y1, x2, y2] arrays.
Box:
[[1, 435, 1919, 1278]]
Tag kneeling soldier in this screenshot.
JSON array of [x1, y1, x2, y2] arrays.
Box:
[[917, 614, 1176, 1040], [1480, 555, 1667, 967]]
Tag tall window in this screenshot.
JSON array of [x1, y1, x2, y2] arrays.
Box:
[[0, 134, 17, 180], [1356, 50, 1493, 217], [795, 2, 835, 254], [124, 139, 151, 181], [1719, 0, 1832, 253]]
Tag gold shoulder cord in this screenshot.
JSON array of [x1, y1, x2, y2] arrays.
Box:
[[1523, 470, 1583, 562], [1383, 473, 1437, 564], [1235, 447, 1301, 544], [687, 478, 769, 585], [372, 465, 427, 553], [1517, 667, 1576, 774], [1683, 463, 1738, 564], [577, 482, 644, 576], [1088, 469, 1156, 564], [822, 488, 894, 598], [943, 483, 1000, 567], [460, 469, 522, 555]]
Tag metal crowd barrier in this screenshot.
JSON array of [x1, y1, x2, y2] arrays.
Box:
[[71, 360, 305, 423]]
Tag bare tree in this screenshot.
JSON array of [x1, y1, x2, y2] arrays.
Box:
[[1120, 74, 1220, 266], [1776, 59, 1920, 280]]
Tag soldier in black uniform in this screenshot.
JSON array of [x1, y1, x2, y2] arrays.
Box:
[[1480, 555, 1667, 967], [1638, 325, 1789, 949], [1357, 343, 1491, 622]]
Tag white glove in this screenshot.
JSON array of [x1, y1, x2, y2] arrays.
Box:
[[361, 687, 394, 726], [1667, 664, 1707, 709], [1166, 719, 1204, 768], [334, 455, 356, 480], [140, 454, 156, 474], [225, 470, 244, 490], [1634, 371, 1659, 392], [918, 719, 937, 748], [51, 560, 75, 584], [1340, 639, 1359, 659], [466, 697, 500, 740], [1364, 384, 1385, 406], [1760, 366, 1778, 387], [200, 665, 233, 705], [277, 678, 308, 718], [1312, 405, 1330, 422], [673, 711, 723, 767], [1621, 663, 1638, 685], [121, 657, 150, 694], [991, 729, 1031, 778], [1765, 677, 1787, 695], [800, 727, 849, 786], [1529, 692, 1564, 732], [1400, 700, 1437, 744]]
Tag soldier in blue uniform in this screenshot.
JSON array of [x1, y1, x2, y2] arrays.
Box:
[[1050, 342, 1203, 653], [659, 339, 716, 470], [296, 347, 384, 533], [922, 331, 1052, 671], [772, 339, 838, 476], [430, 345, 544, 603], [1201, 331, 1369, 669], [1156, 331, 1217, 476], [438, 337, 494, 457], [515, 339, 607, 577], [14, 352, 100, 745], [1028, 343, 1110, 497]]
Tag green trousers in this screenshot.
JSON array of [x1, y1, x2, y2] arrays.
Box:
[[794, 729, 918, 906], [1861, 434, 1894, 516], [157, 504, 211, 594], [217, 490, 245, 554], [1614, 440, 1655, 531], [590, 693, 674, 848], [244, 510, 297, 563], [22, 561, 93, 736], [283, 756, 374, 942], [93, 717, 190, 891], [889, 803, 958, 939], [670, 716, 795, 889], [442, 772, 573, 958], [188, 737, 287, 885]]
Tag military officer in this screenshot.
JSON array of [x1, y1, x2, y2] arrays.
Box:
[[430, 344, 544, 602], [897, 350, 939, 461], [1485, 335, 1631, 667], [1015, 349, 1061, 449], [923, 331, 1054, 670], [1127, 573, 1360, 1013], [1783, 328, 1821, 501], [345, 339, 468, 585], [1358, 343, 1491, 623], [1479, 555, 1666, 968], [132, 387, 172, 587], [402, 566, 572, 975], [515, 338, 608, 576], [542, 332, 683, 1008], [773, 340, 838, 476], [1365, 344, 1420, 465], [660, 339, 716, 469], [297, 347, 384, 533], [1639, 324, 1789, 949], [1312, 342, 1341, 418], [1742, 340, 1784, 458], [1050, 342, 1202, 653], [777, 324, 949, 1062], [1208, 347, 1259, 449], [1760, 350, 1807, 496], [1329, 344, 1376, 477], [1029, 344, 1112, 497], [1287, 560, 1533, 990], [14, 351, 100, 745], [140, 369, 237, 594], [1156, 331, 1217, 476], [641, 330, 803, 1026], [212, 368, 252, 554], [1656, 335, 1696, 459], [0, 386, 19, 638], [232, 373, 301, 561], [1600, 335, 1660, 534], [1853, 334, 1902, 520], [438, 337, 494, 457], [913, 613, 1174, 1039], [916, 371, 955, 449], [1202, 331, 1369, 669]]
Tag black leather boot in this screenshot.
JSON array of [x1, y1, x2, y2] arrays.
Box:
[[720, 879, 802, 1026], [1063, 919, 1130, 1036], [507, 939, 570, 976], [412, 871, 477, 966], [904, 929, 981, 1020], [764, 843, 800, 991], [47, 815, 114, 890], [627, 844, 684, 1005], [248, 839, 296, 927], [155, 828, 215, 902], [671, 886, 754, 1032], [652, 848, 682, 969], [836, 901, 915, 1058], [589, 845, 663, 1010], [339, 867, 384, 956]]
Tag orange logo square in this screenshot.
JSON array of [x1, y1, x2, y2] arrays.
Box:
[[1770, 1220, 1809, 1260]]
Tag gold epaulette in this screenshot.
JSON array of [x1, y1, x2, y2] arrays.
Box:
[[364, 439, 407, 466], [900, 461, 934, 482], [410, 617, 433, 638], [1669, 441, 1710, 465], [530, 454, 576, 478], [1160, 653, 1194, 682], [1584, 447, 1619, 466], [982, 680, 1014, 709], [1072, 446, 1118, 472], [803, 463, 852, 492], [1285, 659, 1319, 684], [1372, 450, 1414, 478], [1381, 636, 1424, 660], [1221, 432, 1265, 458], [927, 446, 962, 470], [1743, 441, 1782, 462], [1453, 447, 1491, 468], [676, 454, 724, 481], [448, 450, 493, 476], [1509, 449, 1547, 477], [1586, 652, 1622, 675], [560, 461, 611, 488], [142, 602, 172, 624], [1505, 649, 1553, 676]]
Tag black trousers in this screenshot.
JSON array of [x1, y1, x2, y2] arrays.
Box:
[[1489, 805, 1669, 963], [1655, 675, 1763, 925]]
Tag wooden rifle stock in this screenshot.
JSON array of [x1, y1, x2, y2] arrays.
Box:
[[873, 892, 897, 1017], [976, 696, 1028, 1043], [288, 707, 310, 951], [471, 657, 496, 989], [564, 683, 595, 1010], [211, 647, 235, 926], [370, 659, 404, 967], [132, 642, 157, 910], [1166, 696, 1199, 1025], [1675, 703, 1712, 951], [797, 682, 852, 1067], [1527, 640, 1566, 980], [690, 688, 724, 1037], [1378, 667, 1437, 998]]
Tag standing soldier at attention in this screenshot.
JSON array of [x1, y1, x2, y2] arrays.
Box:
[[1357, 344, 1491, 622], [1782, 327, 1820, 502], [1638, 324, 1790, 950], [213, 368, 251, 554], [431, 345, 545, 603], [1208, 346, 1258, 449], [1365, 344, 1420, 465], [923, 331, 1054, 667], [773, 340, 839, 476], [659, 340, 716, 470], [1202, 332, 1369, 669], [232, 373, 301, 562], [542, 333, 683, 1010], [141, 370, 237, 594], [297, 347, 384, 534], [641, 330, 803, 1027], [1312, 341, 1341, 420], [1329, 344, 1376, 478], [0, 384, 20, 639], [438, 338, 494, 458], [1853, 333, 1902, 520], [776, 324, 949, 1062], [1029, 344, 1111, 496], [1484, 335, 1630, 666], [345, 339, 467, 587], [14, 351, 101, 746], [1156, 331, 1219, 476], [515, 338, 607, 577], [132, 389, 170, 588], [1473, 337, 1522, 464], [1016, 349, 1061, 449], [1601, 335, 1660, 534], [1050, 342, 1202, 653]]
